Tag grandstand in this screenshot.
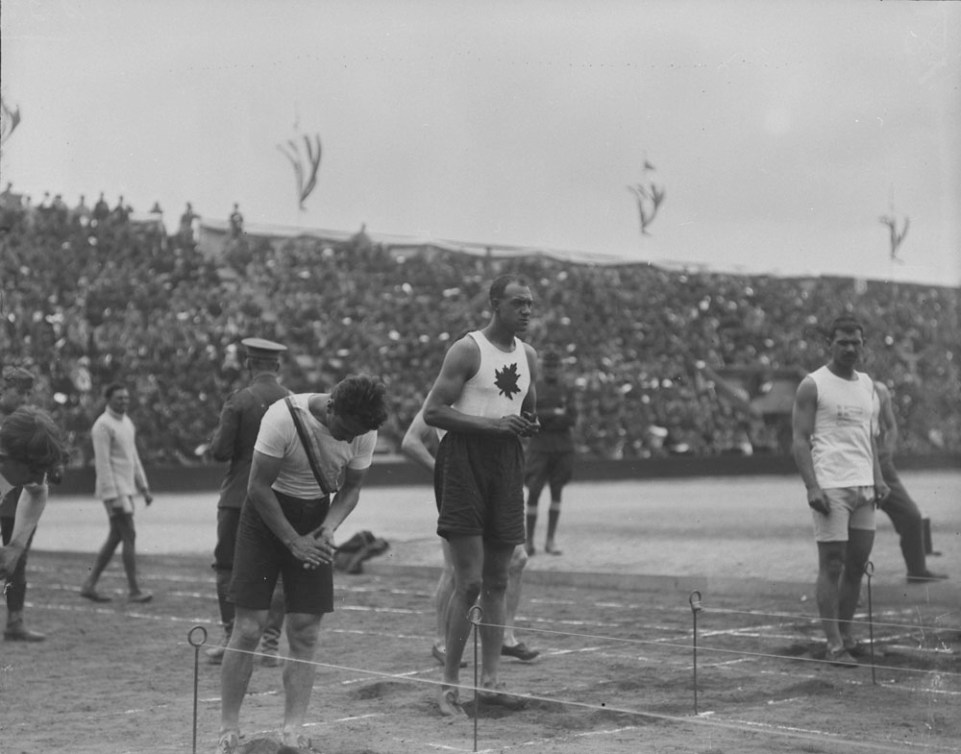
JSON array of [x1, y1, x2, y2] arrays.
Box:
[[1, 190, 959, 468]]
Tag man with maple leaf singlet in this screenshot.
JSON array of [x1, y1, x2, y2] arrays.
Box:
[[424, 274, 540, 717]]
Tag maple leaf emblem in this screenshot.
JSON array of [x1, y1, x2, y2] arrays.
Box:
[[494, 363, 522, 399]]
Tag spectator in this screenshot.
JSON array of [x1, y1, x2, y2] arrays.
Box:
[[80, 382, 154, 603]]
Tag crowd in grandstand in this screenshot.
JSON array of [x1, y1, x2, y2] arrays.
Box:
[[2, 187, 958, 467]]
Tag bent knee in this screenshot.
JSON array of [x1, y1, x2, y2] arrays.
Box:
[[233, 615, 267, 645]]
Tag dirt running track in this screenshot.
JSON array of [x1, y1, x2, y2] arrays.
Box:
[[1, 549, 959, 754]]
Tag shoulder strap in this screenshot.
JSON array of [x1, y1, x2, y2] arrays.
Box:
[[285, 396, 333, 496]]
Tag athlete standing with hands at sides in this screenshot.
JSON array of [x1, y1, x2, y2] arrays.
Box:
[[793, 314, 889, 666], [423, 274, 540, 716]]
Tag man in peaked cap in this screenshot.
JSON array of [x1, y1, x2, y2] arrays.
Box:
[[206, 338, 290, 666]]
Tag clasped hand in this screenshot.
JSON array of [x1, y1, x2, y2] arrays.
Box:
[[495, 413, 540, 437], [288, 528, 335, 570]]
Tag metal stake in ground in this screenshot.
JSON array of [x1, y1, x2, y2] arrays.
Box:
[[864, 561, 876, 685], [187, 625, 208, 754], [689, 590, 703, 715], [468, 604, 484, 752]]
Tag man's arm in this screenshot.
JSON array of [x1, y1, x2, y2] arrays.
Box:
[[792, 377, 828, 514], [870, 431, 890, 503], [132, 431, 151, 503], [209, 394, 242, 462], [521, 343, 539, 423], [875, 383, 898, 458], [320, 466, 369, 536], [247, 450, 326, 565], [870, 382, 892, 502], [400, 409, 436, 473], [0, 483, 47, 577]]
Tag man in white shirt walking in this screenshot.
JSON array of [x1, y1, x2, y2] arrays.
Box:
[[81, 382, 154, 603]]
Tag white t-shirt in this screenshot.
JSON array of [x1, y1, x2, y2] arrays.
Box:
[[254, 393, 376, 499]]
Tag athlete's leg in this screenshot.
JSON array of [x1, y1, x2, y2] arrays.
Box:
[[435, 539, 455, 651], [220, 606, 268, 736], [114, 512, 143, 595], [478, 540, 514, 688], [815, 540, 847, 651], [281, 612, 323, 734], [83, 512, 123, 591], [443, 534, 484, 689], [502, 545, 527, 646], [838, 528, 874, 646]]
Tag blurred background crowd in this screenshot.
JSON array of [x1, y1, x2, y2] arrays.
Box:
[[2, 188, 958, 467]]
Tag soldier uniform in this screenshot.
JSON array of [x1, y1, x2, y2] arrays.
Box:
[[207, 338, 290, 664]]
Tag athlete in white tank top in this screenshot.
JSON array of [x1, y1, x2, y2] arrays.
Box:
[[808, 365, 875, 489], [446, 330, 532, 429]]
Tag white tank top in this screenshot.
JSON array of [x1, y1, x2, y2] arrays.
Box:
[[809, 365, 875, 488], [450, 330, 531, 422]]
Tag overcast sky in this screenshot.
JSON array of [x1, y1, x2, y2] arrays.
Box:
[[3, 0, 959, 285]]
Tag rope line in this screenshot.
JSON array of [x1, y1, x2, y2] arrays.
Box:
[[192, 643, 960, 754], [470, 620, 961, 679]]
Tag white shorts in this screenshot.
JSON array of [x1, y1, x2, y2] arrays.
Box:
[[811, 486, 875, 543], [103, 494, 135, 516]]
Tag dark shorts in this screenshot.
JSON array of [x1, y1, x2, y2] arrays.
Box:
[[434, 432, 525, 546], [525, 447, 575, 490], [228, 491, 332, 615]]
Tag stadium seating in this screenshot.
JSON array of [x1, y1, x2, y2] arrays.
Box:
[[1, 191, 958, 466]]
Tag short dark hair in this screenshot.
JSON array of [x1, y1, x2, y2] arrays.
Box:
[[329, 375, 388, 431], [0, 406, 69, 471], [489, 274, 530, 306], [827, 314, 864, 340], [104, 382, 127, 399], [2, 366, 35, 390]]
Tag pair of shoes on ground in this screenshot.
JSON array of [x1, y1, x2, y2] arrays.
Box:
[[431, 644, 467, 668], [129, 591, 153, 603], [501, 642, 540, 662], [906, 570, 948, 584]]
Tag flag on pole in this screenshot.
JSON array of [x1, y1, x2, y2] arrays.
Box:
[[278, 133, 322, 211], [0, 96, 22, 153]]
